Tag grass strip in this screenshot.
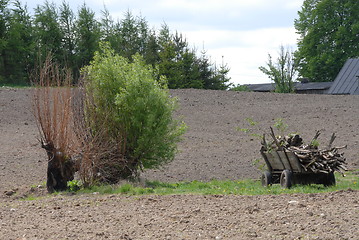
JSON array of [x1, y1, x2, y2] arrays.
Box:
[[69, 171, 358, 196]]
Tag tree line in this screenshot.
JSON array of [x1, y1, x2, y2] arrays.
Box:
[[0, 0, 231, 89]]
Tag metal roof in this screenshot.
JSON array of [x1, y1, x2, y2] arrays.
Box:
[[295, 82, 332, 91], [246, 82, 332, 92], [245, 83, 274, 92], [328, 58, 359, 95]]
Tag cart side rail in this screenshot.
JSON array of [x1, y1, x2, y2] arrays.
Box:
[[264, 150, 304, 173]]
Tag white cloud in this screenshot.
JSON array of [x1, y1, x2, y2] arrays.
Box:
[[180, 27, 298, 84], [184, 27, 297, 49]]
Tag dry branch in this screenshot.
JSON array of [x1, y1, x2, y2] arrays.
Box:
[[71, 80, 130, 186], [263, 129, 347, 175], [32, 55, 79, 192]]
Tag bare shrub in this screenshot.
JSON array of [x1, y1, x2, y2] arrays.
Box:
[[71, 85, 128, 186], [32, 55, 79, 192]]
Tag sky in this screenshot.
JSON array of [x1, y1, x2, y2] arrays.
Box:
[[23, 0, 304, 85]]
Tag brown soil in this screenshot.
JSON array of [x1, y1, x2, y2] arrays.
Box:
[[0, 87, 358, 239]]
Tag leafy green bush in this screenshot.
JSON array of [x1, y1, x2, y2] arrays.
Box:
[[67, 180, 82, 192], [81, 43, 186, 183]]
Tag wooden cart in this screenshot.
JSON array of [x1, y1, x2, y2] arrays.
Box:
[[260, 150, 336, 188]]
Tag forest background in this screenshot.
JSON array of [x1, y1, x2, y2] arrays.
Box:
[[0, 0, 231, 89]]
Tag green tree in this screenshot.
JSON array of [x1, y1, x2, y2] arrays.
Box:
[[0, 0, 10, 83], [196, 51, 231, 90], [211, 60, 231, 90], [116, 11, 150, 60], [2, 0, 33, 84], [180, 48, 202, 88], [59, 1, 76, 75], [158, 26, 203, 88], [100, 6, 116, 43], [157, 25, 181, 88], [157, 24, 231, 89], [197, 50, 214, 89], [81, 43, 186, 183], [75, 3, 100, 68], [259, 45, 297, 93], [295, 0, 359, 82], [33, 1, 64, 65], [142, 30, 160, 66]]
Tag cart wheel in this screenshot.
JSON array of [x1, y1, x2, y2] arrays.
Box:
[[323, 172, 336, 186], [261, 171, 272, 187], [280, 170, 293, 188]]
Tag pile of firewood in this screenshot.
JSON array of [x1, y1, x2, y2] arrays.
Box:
[[261, 127, 347, 174]]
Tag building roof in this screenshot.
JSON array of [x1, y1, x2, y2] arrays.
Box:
[[245, 83, 274, 92], [328, 58, 359, 95], [245, 82, 332, 93], [295, 82, 333, 91]]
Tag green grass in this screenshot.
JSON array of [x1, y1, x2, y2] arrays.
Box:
[[22, 195, 40, 201], [20, 171, 357, 201], [67, 171, 358, 196], [1, 83, 30, 88]]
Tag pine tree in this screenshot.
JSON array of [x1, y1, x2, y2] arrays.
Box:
[[100, 6, 115, 43], [116, 11, 150, 60], [143, 30, 160, 66], [59, 1, 77, 76], [33, 1, 64, 65], [0, 0, 10, 83], [74, 3, 100, 68], [2, 0, 33, 84]]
